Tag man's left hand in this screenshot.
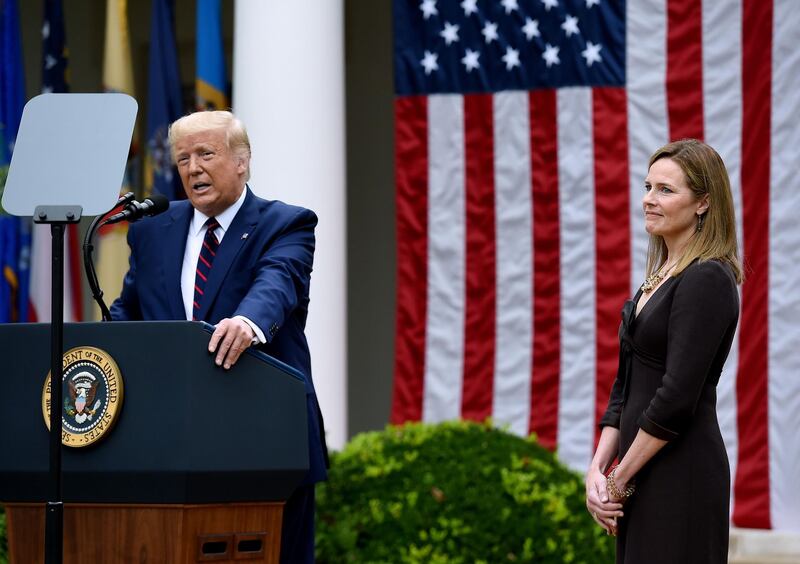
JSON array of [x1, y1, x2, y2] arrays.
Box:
[[209, 317, 256, 369]]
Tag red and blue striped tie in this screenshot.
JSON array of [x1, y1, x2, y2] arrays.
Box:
[[193, 217, 220, 320]]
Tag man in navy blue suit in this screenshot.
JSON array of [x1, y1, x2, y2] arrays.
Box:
[[110, 110, 327, 563]]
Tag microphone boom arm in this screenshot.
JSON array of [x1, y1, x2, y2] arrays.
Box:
[[82, 192, 135, 322]]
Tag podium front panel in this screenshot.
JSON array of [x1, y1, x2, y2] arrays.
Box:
[[0, 321, 309, 503]]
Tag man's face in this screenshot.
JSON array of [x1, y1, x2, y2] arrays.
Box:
[[174, 128, 247, 217]]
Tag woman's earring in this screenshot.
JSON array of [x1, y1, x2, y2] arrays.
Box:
[[696, 213, 706, 232]]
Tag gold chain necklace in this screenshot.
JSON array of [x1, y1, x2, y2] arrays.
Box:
[[641, 262, 676, 294]]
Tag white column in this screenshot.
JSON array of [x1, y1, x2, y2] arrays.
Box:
[[233, 0, 347, 450]]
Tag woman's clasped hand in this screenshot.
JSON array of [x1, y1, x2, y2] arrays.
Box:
[[585, 466, 624, 536]]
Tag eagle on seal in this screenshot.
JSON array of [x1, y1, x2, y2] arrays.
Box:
[[68, 374, 99, 424]]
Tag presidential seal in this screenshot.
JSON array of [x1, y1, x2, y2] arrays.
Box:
[[42, 346, 124, 448]]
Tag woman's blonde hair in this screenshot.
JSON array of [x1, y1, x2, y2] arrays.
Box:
[[645, 139, 742, 283], [168, 110, 251, 181]]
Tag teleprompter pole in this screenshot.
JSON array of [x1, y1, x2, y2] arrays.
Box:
[[44, 221, 64, 564], [35, 206, 82, 564]]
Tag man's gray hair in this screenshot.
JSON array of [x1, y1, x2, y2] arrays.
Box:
[[168, 111, 251, 181]]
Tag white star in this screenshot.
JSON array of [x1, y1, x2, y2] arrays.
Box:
[[420, 0, 438, 20], [461, 0, 478, 16], [581, 41, 603, 66], [502, 47, 521, 70], [440, 21, 460, 45], [586, 0, 601, 7], [461, 49, 481, 72], [45, 54, 58, 70], [541, 0, 559, 11], [562, 15, 580, 37], [542, 43, 560, 67], [522, 18, 540, 40], [42, 21, 50, 39], [501, 0, 519, 13], [420, 50, 439, 74], [482, 21, 499, 44]]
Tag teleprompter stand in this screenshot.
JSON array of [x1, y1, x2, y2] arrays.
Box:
[[34, 205, 82, 564], [1, 93, 137, 564]]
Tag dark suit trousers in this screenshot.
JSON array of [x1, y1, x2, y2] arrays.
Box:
[[280, 484, 315, 564]]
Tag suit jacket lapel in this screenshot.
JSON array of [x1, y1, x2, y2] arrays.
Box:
[[161, 203, 193, 319], [197, 189, 260, 321]]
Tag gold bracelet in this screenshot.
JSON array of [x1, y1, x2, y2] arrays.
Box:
[[606, 466, 636, 499]]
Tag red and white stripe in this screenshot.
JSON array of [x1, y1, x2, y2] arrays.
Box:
[[424, 94, 466, 423], [768, 0, 800, 532], [555, 88, 594, 466], [492, 91, 532, 438], [736, 0, 772, 530], [392, 0, 798, 532], [703, 0, 743, 519], [29, 224, 83, 323]]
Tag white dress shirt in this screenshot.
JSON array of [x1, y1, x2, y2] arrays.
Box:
[[180, 187, 265, 343]]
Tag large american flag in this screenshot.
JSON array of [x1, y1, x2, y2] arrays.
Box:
[[390, 0, 799, 532]]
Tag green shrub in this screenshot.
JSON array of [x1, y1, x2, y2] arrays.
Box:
[[316, 420, 614, 563], [0, 504, 7, 564]]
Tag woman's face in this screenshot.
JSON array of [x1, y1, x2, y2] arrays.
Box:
[[643, 158, 708, 243]]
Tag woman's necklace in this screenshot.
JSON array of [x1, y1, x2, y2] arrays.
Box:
[[641, 261, 676, 294]]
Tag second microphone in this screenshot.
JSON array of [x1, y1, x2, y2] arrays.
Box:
[[104, 194, 170, 225]]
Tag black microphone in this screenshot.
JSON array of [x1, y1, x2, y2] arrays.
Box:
[[116, 191, 136, 207], [104, 194, 170, 225]]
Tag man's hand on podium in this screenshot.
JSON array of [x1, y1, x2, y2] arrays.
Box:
[[208, 318, 257, 370]]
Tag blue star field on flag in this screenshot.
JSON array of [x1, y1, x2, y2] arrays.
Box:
[[394, 0, 625, 95]]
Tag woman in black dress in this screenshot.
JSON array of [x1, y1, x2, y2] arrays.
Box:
[[585, 139, 742, 564]]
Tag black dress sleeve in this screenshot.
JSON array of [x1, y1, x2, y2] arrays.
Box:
[[637, 261, 738, 440]]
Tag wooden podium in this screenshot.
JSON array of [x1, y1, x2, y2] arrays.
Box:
[[0, 322, 310, 563], [5, 503, 284, 562]]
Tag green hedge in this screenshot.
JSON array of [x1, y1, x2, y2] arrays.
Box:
[[316, 420, 614, 563], [0, 504, 7, 564]]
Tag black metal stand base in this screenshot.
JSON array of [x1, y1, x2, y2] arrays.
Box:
[[44, 501, 63, 564]]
